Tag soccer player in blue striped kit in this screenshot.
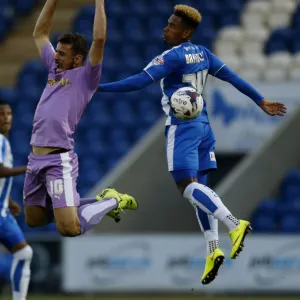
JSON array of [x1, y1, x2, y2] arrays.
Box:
[[97, 5, 286, 284], [0, 100, 32, 299]]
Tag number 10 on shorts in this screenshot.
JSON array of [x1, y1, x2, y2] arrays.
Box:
[[49, 179, 64, 196]]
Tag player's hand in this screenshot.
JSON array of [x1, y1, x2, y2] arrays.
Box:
[[9, 200, 21, 216], [259, 99, 286, 116]]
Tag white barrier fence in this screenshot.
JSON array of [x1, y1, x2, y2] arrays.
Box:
[[62, 234, 300, 293]]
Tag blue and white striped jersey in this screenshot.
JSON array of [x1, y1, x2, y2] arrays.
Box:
[[144, 42, 225, 126], [0, 134, 13, 217]]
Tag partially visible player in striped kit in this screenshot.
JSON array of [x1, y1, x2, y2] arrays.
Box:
[[0, 100, 32, 300]]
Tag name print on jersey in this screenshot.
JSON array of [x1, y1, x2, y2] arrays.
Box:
[[48, 78, 70, 87], [185, 52, 205, 64]]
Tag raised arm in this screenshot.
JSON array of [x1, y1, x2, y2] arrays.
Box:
[[89, 0, 107, 66], [33, 0, 59, 55]]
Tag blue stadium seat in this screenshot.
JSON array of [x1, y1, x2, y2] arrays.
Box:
[[127, 0, 148, 15], [111, 101, 136, 127], [132, 127, 148, 142], [201, 15, 215, 31], [254, 198, 280, 217], [0, 5, 15, 29], [106, 0, 126, 16], [223, 0, 244, 13], [14, 0, 36, 15], [73, 4, 94, 33], [143, 44, 165, 61], [264, 28, 292, 54], [198, 0, 221, 16], [281, 169, 300, 201], [290, 35, 300, 53], [252, 214, 277, 233], [105, 155, 121, 172], [136, 100, 159, 126], [279, 198, 300, 215], [146, 17, 166, 41], [194, 29, 216, 49], [0, 20, 8, 41], [0, 88, 17, 105], [0, 1, 38, 42], [291, 4, 300, 28], [154, 1, 172, 16], [280, 214, 300, 233], [218, 13, 240, 29]]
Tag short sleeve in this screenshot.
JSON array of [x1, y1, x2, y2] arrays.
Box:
[[41, 43, 56, 71], [143, 49, 182, 82], [83, 56, 103, 91], [203, 47, 226, 77]]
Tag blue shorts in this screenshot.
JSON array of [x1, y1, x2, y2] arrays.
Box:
[[165, 122, 217, 181], [0, 211, 26, 251]]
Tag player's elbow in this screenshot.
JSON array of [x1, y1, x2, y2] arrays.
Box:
[[32, 31, 47, 40], [93, 35, 106, 45]]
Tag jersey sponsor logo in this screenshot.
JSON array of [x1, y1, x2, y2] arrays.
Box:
[[185, 52, 205, 64], [152, 55, 164, 66], [209, 152, 216, 161], [48, 78, 70, 86]]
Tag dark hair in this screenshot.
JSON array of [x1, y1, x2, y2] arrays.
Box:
[[174, 11, 199, 30], [0, 99, 10, 106], [58, 33, 89, 61]]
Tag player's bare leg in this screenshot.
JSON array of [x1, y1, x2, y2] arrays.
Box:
[[52, 189, 138, 236], [53, 199, 118, 237], [24, 206, 49, 227]]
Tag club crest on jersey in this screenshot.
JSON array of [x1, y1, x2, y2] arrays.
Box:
[[152, 55, 164, 66]]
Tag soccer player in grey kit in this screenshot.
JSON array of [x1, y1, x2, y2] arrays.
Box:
[[23, 0, 137, 237]]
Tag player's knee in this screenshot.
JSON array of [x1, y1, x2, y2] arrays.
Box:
[[56, 220, 81, 237], [11, 245, 32, 281], [176, 178, 197, 195], [13, 245, 33, 261]]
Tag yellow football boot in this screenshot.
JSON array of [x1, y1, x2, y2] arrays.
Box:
[[229, 220, 252, 259], [201, 248, 225, 285], [96, 188, 138, 222]]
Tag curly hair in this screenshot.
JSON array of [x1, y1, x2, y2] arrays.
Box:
[[174, 4, 202, 30]]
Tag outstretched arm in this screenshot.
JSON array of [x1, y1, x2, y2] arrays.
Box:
[[89, 0, 107, 66], [33, 0, 59, 55], [215, 66, 264, 105], [215, 66, 286, 116], [98, 49, 182, 93], [0, 165, 27, 178], [98, 71, 153, 92], [205, 48, 286, 116]]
